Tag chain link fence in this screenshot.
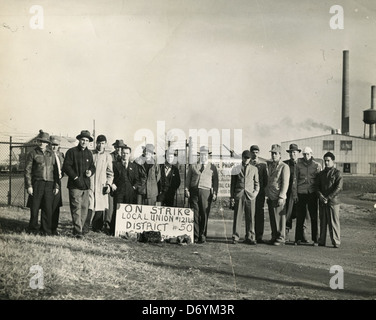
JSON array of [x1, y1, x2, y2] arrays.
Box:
[[0, 140, 37, 207], [0, 140, 190, 208]]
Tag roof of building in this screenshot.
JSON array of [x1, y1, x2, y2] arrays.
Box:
[[282, 133, 376, 143]]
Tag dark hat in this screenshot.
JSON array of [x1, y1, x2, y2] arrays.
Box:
[[323, 152, 335, 160], [76, 130, 93, 142], [112, 139, 124, 148], [242, 150, 252, 158], [36, 130, 50, 143], [286, 143, 301, 153], [142, 143, 156, 154], [269, 144, 282, 153], [50, 135, 61, 146], [96, 134, 107, 143], [250, 145, 260, 152], [197, 146, 212, 155], [118, 141, 130, 149]]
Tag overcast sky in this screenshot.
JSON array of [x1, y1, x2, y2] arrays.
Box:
[[1, 0, 376, 158]]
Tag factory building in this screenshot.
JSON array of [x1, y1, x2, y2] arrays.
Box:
[[281, 51, 376, 176], [281, 132, 376, 175]]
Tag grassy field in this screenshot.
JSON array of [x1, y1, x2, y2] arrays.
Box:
[[1, 176, 376, 302], [0, 206, 239, 300]]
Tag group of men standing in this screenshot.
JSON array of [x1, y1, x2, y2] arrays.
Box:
[[229, 143, 343, 248], [24, 129, 343, 248], [25, 130, 181, 238]]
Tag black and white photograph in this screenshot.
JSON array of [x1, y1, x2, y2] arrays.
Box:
[[0, 0, 375, 306]]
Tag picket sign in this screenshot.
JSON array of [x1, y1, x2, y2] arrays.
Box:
[[114, 204, 194, 241]]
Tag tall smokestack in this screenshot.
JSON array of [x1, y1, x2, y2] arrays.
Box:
[[341, 50, 350, 135], [371, 85, 376, 109]]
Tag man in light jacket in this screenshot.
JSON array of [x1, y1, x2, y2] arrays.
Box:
[[265, 144, 290, 245], [230, 150, 259, 245], [84, 134, 113, 233], [135, 144, 161, 205], [185, 146, 219, 243], [294, 146, 322, 246]]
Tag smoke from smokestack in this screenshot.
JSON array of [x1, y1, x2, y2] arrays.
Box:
[[256, 117, 334, 137]]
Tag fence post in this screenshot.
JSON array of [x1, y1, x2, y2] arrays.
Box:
[[8, 136, 12, 205]]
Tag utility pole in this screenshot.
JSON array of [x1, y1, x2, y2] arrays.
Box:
[[93, 119, 96, 143], [8, 136, 12, 205]]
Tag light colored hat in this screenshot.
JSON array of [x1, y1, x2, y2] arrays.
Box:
[[197, 146, 212, 155], [50, 135, 61, 145], [165, 148, 177, 156], [142, 144, 156, 154], [269, 144, 282, 153], [302, 147, 313, 154]]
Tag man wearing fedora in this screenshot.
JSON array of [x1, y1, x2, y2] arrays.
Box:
[[295, 146, 322, 246], [284, 143, 308, 242], [250, 145, 268, 244], [49, 135, 65, 235], [63, 130, 96, 238], [265, 144, 290, 245], [25, 130, 60, 235], [111, 139, 123, 162], [158, 148, 181, 207], [84, 134, 113, 233], [185, 146, 219, 243], [110, 143, 141, 235], [104, 139, 124, 232], [135, 143, 161, 205], [230, 150, 260, 245]]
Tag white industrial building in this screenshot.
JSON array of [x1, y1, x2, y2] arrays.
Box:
[[281, 51, 376, 176], [281, 133, 376, 175]]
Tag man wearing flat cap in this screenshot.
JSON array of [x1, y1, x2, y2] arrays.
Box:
[[250, 145, 268, 243], [230, 150, 260, 245], [84, 134, 113, 233], [25, 130, 60, 235], [158, 148, 181, 207], [135, 143, 161, 205], [316, 152, 343, 248], [295, 146, 322, 246], [185, 146, 219, 243], [265, 144, 290, 245], [63, 130, 96, 238]]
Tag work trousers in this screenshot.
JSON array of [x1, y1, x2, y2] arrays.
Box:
[[232, 196, 256, 241], [68, 189, 89, 235], [255, 193, 265, 241], [319, 203, 340, 246], [29, 180, 54, 235], [51, 188, 62, 233], [110, 191, 137, 235], [267, 198, 287, 243], [84, 210, 104, 232], [189, 187, 212, 241], [296, 193, 319, 243], [104, 195, 114, 228]]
